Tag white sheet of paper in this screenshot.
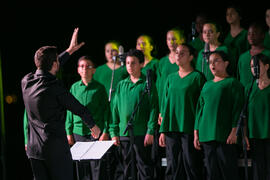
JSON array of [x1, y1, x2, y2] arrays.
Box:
[[70, 140, 115, 160]]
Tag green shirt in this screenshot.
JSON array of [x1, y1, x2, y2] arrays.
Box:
[[189, 37, 205, 55], [238, 49, 270, 87], [195, 45, 232, 80], [247, 83, 270, 139], [264, 31, 270, 50], [23, 109, 28, 145], [109, 74, 158, 137], [93, 64, 129, 97], [223, 29, 249, 63], [65, 79, 110, 136], [160, 71, 206, 134], [195, 77, 244, 142], [156, 55, 179, 108], [141, 58, 159, 82]]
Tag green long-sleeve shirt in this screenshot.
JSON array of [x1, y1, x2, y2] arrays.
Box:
[[264, 31, 270, 50], [160, 71, 206, 134], [194, 77, 244, 142], [189, 37, 205, 55], [223, 29, 249, 64], [93, 64, 129, 97], [237, 49, 270, 87], [247, 83, 270, 139], [195, 45, 233, 80], [109, 74, 158, 137], [141, 58, 159, 82], [65, 79, 110, 136], [156, 55, 179, 108]]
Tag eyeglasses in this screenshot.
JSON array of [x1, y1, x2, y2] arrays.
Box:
[[78, 65, 93, 69]]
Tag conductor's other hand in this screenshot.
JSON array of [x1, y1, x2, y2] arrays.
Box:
[[66, 27, 85, 55], [90, 125, 101, 139]]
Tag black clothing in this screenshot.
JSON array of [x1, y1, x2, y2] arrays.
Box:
[[21, 51, 96, 179]]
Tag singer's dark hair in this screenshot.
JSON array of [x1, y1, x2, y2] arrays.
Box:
[[77, 55, 96, 68], [253, 53, 270, 78], [34, 46, 58, 71], [210, 50, 234, 75], [180, 43, 197, 68], [181, 43, 196, 57], [126, 49, 145, 64], [248, 21, 267, 35]]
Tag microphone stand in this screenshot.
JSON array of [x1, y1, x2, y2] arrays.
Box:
[[108, 57, 117, 102], [236, 78, 255, 180], [123, 87, 148, 180]]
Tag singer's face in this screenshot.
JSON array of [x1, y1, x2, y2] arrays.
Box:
[[77, 59, 95, 79], [209, 53, 228, 77], [226, 8, 240, 24], [136, 36, 153, 55], [175, 45, 193, 67], [105, 43, 118, 63], [202, 24, 219, 44], [250, 59, 269, 78], [126, 56, 143, 78], [247, 26, 265, 46], [266, 9, 270, 28], [166, 31, 184, 52]]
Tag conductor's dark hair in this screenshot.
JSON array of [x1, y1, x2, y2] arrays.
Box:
[[253, 53, 270, 78], [34, 46, 58, 71], [126, 49, 145, 64]]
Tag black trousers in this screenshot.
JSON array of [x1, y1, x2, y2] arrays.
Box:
[[250, 138, 270, 180], [115, 136, 154, 180], [73, 134, 107, 180], [164, 132, 204, 180], [29, 152, 73, 180], [201, 141, 239, 180]]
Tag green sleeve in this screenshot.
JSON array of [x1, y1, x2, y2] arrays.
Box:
[[65, 110, 73, 135], [194, 94, 204, 130], [160, 77, 170, 118], [23, 109, 28, 145], [146, 84, 159, 135], [109, 85, 120, 138]]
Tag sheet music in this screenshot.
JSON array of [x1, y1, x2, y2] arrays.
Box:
[[70, 142, 95, 160], [70, 140, 115, 161]]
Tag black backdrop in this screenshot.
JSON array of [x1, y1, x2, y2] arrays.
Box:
[[0, 1, 268, 179]]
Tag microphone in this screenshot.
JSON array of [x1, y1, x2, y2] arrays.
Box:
[[252, 55, 260, 86], [202, 43, 210, 63], [118, 45, 125, 66], [146, 69, 152, 96], [191, 22, 196, 41]]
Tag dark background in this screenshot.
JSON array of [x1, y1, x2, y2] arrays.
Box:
[[0, 1, 268, 179]]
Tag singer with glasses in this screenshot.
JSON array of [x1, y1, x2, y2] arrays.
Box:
[[93, 41, 129, 100], [195, 21, 233, 81], [246, 53, 270, 180], [159, 43, 206, 180], [109, 49, 158, 180], [194, 51, 244, 180], [237, 22, 270, 88]]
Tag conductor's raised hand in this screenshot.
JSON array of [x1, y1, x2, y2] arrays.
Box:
[[90, 125, 101, 139], [66, 27, 85, 55]]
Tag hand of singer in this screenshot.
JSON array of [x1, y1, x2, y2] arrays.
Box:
[[90, 125, 101, 139]]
